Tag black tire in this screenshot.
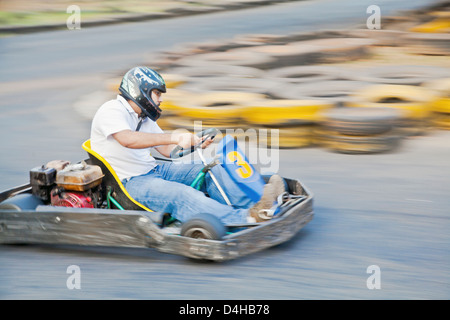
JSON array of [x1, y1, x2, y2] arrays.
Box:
[[272, 80, 368, 103], [318, 132, 402, 154], [0, 193, 44, 211], [181, 213, 227, 240], [180, 77, 278, 96], [266, 65, 342, 85], [320, 106, 404, 136], [174, 50, 276, 70], [346, 65, 449, 86]]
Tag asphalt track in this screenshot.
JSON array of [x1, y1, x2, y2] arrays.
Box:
[[0, 0, 448, 300]]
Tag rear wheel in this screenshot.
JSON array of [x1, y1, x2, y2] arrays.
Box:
[[0, 193, 43, 211]]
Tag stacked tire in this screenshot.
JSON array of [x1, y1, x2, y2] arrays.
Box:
[[240, 99, 334, 148], [161, 90, 266, 131], [317, 107, 404, 154], [423, 78, 450, 129], [346, 84, 436, 135]]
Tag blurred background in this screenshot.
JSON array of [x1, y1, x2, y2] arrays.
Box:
[[0, 0, 449, 300]]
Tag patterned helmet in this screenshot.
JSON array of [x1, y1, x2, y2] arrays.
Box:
[[119, 66, 166, 121]]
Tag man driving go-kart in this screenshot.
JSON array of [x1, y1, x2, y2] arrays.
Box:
[[90, 66, 285, 225], [0, 65, 313, 260]]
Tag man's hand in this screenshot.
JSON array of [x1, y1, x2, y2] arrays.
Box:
[[175, 132, 214, 150], [176, 132, 201, 150], [201, 137, 214, 149]]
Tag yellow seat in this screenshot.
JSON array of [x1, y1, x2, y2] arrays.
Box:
[[82, 139, 152, 211]]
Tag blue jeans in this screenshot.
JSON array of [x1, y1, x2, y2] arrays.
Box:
[[123, 161, 255, 225]]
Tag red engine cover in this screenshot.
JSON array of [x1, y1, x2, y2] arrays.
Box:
[[51, 191, 94, 208]]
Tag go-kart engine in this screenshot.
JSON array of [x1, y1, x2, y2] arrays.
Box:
[[30, 160, 104, 208], [50, 189, 95, 208]]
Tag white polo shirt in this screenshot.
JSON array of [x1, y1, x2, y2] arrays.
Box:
[[90, 95, 164, 181]]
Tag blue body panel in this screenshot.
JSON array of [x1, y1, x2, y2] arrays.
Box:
[[217, 135, 265, 203]]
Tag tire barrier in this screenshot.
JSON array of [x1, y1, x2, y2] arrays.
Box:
[[230, 38, 375, 68], [422, 78, 450, 113], [430, 95, 450, 115], [345, 29, 409, 47], [409, 17, 450, 33], [235, 29, 361, 46], [166, 65, 265, 80], [161, 120, 316, 149], [96, 4, 450, 152], [163, 73, 188, 89], [172, 37, 375, 71], [402, 32, 450, 56], [319, 106, 404, 136], [317, 107, 404, 154], [257, 125, 316, 149], [432, 114, 450, 130], [185, 38, 258, 54], [178, 77, 279, 96], [346, 84, 437, 135], [172, 50, 277, 70], [161, 117, 235, 131], [422, 77, 450, 96], [162, 94, 333, 148], [240, 99, 334, 126], [160, 89, 194, 117], [344, 65, 450, 86], [266, 65, 353, 85], [316, 131, 402, 154], [422, 78, 450, 130], [270, 80, 370, 106], [241, 99, 333, 148], [161, 91, 266, 129]]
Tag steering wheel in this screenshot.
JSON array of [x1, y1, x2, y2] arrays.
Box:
[[170, 128, 220, 159]]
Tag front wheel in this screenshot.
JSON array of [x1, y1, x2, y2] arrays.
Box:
[[181, 213, 226, 240]]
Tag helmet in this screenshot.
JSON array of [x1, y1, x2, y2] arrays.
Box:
[[119, 66, 166, 121]]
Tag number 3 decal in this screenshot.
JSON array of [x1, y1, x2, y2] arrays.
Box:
[[227, 151, 253, 179]]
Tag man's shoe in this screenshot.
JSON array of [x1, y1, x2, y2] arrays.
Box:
[[248, 175, 286, 223], [248, 183, 276, 222], [268, 174, 286, 198]]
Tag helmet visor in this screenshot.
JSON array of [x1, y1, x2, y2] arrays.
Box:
[[146, 102, 161, 121], [142, 89, 162, 121]]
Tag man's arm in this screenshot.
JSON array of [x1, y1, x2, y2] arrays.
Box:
[[112, 130, 200, 158]]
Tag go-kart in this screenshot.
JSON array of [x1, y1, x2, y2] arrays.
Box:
[[0, 129, 313, 261]]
